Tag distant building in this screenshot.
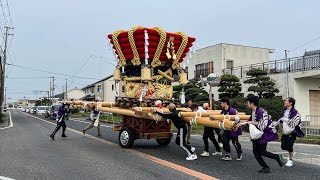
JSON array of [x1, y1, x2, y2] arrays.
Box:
[[54, 88, 85, 101], [82, 75, 116, 103]]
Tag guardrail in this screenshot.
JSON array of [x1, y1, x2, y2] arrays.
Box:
[[223, 54, 320, 78], [304, 115, 320, 137]]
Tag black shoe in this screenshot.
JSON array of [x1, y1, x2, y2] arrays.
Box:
[[258, 167, 270, 173], [50, 134, 55, 140], [276, 155, 285, 167], [186, 142, 190, 145], [62, 134, 67, 138]]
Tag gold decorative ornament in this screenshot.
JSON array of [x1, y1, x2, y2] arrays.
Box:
[[172, 32, 188, 69], [128, 26, 143, 66], [151, 27, 166, 67], [114, 68, 122, 81], [112, 30, 126, 66], [141, 67, 152, 81], [179, 72, 188, 85]]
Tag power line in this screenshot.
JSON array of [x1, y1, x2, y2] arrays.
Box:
[[7, 77, 51, 79], [5, 0, 13, 26], [288, 35, 320, 52], [0, 0, 8, 26], [6, 63, 100, 80]]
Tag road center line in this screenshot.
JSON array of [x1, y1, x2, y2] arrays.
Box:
[[22, 112, 218, 180]]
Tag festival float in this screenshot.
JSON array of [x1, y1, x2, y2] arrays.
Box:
[[66, 26, 250, 148]]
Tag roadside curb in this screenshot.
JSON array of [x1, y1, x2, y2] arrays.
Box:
[[0, 111, 13, 130]]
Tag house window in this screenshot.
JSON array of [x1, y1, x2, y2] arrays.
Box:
[[97, 85, 102, 93], [195, 62, 213, 78], [227, 60, 233, 69]]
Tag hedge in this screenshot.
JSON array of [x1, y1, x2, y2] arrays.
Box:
[[213, 97, 284, 121]]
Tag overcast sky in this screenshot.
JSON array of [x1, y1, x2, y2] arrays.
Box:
[[5, 0, 320, 101]]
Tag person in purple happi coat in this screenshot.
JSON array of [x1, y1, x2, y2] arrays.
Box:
[[239, 95, 284, 173], [275, 97, 304, 167], [220, 98, 243, 161]]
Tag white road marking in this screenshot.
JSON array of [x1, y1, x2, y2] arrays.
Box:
[[0, 111, 13, 130], [0, 176, 16, 180], [68, 118, 112, 128]]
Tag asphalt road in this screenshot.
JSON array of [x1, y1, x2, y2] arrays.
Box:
[[1, 111, 320, 180]]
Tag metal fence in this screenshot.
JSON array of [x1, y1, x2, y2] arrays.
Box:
[[304, 115, 320, 137], [223, 54, 320, 78]]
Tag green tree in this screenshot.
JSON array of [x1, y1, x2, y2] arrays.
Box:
[[217, 73, 242, 99], [244, 68, 279, 99], [173, 82, 209, 105], [35, 98, 51, 106]]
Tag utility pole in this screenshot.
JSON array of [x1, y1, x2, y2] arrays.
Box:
[[50, 81, 52, 105], [65, 79, 68, 100], [285, 50, 289, 98], [50, 76, 55, 103], [0, 26, 14, 112], [4, 87, 7, 109]]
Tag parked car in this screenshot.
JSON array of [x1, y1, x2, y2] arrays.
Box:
[[44, 106, 51, 118], [26, 107, 30, 113], [36, 106, 47, 116], [29, 107, 34, 114]]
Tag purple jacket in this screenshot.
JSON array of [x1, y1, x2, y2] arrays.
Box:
[[221, 107, 242, 137], [56, 107, 66, 121], [283, 108, 305, 137], [248, 107, 278, 144]]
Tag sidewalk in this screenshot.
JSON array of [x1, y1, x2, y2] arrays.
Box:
[[0, 112, 10, 128]]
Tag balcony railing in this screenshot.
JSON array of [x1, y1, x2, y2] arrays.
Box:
[[223, 54, 320, 78]]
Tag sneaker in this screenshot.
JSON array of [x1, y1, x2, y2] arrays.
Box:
[[186, 141, 191, 145], [191, 147, 196, 153], [236, 154, 242, 161], [258, 167, 271, 173], [200, 151, 209, 157], [50, 134, 54, 140], [222, 155, 232, 161], [186, 154, 198, 161], [276, 154, 285, 167], [62, 134, 67, 137], [219, 143, 223, 148], [285, 160, 293, 167], [82, 130, 86, 135], [97, 134, 102, 137], [212, 152, 223, 156]]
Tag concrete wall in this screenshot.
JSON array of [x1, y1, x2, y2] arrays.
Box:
[[294, 77, 320, 120], [187, 43, 272, 80], [103, 77, 116, 103], [222, 44, 271, 68], [187, 45, 222, 78], [67, 89, 85, 100]]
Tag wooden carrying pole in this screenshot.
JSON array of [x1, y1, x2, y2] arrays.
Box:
[[98, 107, 165, 121], [183, 116, 237, 131]]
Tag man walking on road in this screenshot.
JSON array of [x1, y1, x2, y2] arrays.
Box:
[[155, 103, 197, 160], [220, 98, 242, 161], [50, 103, 67, 140], [239, 95, 284, 173], [275, 97, 304, 167], [189, 104, 222, 157], [82, 106, 102, 137]]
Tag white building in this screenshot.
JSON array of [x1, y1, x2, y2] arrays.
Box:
[[82, 75, 117, 103], [65, 88, 85, 101], [186, 43, 274, 99]]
